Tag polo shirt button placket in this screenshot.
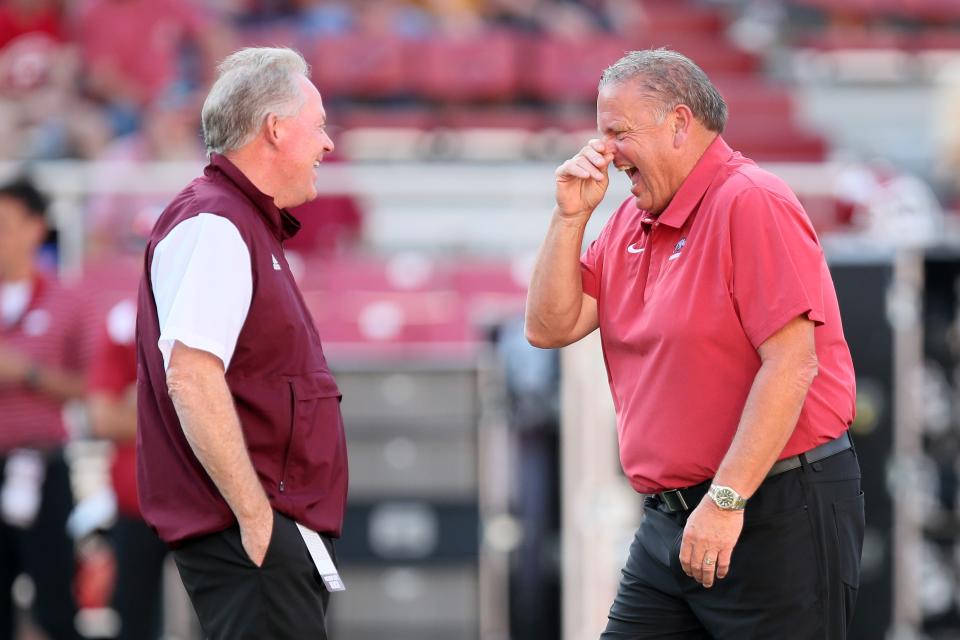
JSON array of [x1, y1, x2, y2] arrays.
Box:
[[637, 217, 658, 303]]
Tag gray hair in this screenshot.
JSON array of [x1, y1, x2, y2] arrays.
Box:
[[201, 47, 310, 155], [599, 49, 727, 133]]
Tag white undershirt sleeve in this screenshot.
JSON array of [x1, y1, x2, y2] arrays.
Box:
[[150, 213, 253, 371]]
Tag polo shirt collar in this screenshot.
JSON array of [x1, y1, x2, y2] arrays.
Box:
[[657, 135, 733, 229], [206, 153, 302, 241]]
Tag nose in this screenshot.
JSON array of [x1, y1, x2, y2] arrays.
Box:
[[605, 141, 626, 167], [322, 130, 335, 154]]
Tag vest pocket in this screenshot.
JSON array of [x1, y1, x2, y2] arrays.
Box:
[[280, 372, 344, 495]]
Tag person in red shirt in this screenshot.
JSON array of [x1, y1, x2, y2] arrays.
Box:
[[0, 177, 84, 640], [526, 49, 863, 639], [73, 0, 226, 129], [0, 0, 65, 51], [88, 297, 169, 640]]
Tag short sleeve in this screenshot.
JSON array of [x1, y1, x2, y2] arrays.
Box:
[[729, 187, 825, 349], [150, 214, 252, 371], [580, 221, 613, 300]]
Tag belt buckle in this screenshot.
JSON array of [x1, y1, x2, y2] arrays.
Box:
[[662, 489, 689, 511]]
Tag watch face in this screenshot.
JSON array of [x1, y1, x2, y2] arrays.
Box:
[[715, 488, 735, 508]]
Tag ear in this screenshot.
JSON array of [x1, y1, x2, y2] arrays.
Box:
[[670, 104, 694, 148], [264, 113, 284, 149]]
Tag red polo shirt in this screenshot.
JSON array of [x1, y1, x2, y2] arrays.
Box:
[[581, 136, 856, 494], [0, 273, 90, 453]]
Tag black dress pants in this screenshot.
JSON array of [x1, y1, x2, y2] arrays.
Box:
[[602, 447, 865, 640], [172, 509, 335, 640], [0, 451, 81, 640]]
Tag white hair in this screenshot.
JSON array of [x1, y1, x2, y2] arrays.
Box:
[[201, 47, 310, 156]]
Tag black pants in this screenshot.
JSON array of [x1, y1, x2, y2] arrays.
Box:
[[602, 448, 865, 640], [0, 451, 82, 640], [173, 509, 335, 640], [109, 514, 169, 640]]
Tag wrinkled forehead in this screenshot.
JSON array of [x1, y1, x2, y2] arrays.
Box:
[[597, 82, 663, 131]]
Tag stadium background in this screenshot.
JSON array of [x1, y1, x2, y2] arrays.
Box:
[[3, 0, 960, 638]]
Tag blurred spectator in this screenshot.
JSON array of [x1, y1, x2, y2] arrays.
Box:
[[353, 0, 432, 38], [482, 0, 608, 35], [88, 298, 169, 640], [537, 1, 605, 40], [416, 0, 485, 37], [0, 0, 65, 50], [74, 0, 229, 134], [294, 0, 354, 35], [483, 0, 541, 32], [0, 177, 87, 640], [834, 159, 944, 245], [85, 89, 205, 256], [0, 0, 111, 160]]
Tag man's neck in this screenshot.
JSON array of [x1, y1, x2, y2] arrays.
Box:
[[224, 148, 282, 208]]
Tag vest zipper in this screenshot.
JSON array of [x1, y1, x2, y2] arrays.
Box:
[[280, 380, 296, 493]]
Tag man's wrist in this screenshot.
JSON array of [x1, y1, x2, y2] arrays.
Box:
[[236, 496, 272, 527], [707, 483, 748, 510], [553, 207, 592, 227]]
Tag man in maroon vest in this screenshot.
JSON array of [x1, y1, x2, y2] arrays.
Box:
[[136, 47, 348, 639]]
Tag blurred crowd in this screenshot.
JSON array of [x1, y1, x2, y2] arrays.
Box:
[[0, 0, 651, 165]]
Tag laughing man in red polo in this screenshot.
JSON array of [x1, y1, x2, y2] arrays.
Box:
[[526, 49, 863, 639]]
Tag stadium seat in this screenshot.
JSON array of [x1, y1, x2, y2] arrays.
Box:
[[643, 1, 726, 35], [724, 118, 828, 162], [410, 31, 520, 103], [440, 107, 545, 131], [712, 75, 796, 121], [789, 0, 960, 20], [307, 34, 408, 99], [526, 36, 637, 103]]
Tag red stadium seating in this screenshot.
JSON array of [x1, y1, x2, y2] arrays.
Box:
[[441, 107, 546, 131], [645, 38, 761, 75], [723, 118, 828, 162], [297, 257, 531, 356], [526, 37, 637, 103], [336, 107, 439, 131], [307, 34, 408, 99], [643, 1, 726, 35], [789, 0, 960, 20], [410, 31, 520, 103], [234, 24, 299, 49], [712, 75, 796, 121]]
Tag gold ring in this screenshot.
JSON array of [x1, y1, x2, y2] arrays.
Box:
[[704, 557, 716, 565]]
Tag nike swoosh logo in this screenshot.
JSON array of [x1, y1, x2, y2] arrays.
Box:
[[627, 243, 644, 254]]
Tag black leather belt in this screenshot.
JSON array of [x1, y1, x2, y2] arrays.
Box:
[[654, 431, 853, 513]]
